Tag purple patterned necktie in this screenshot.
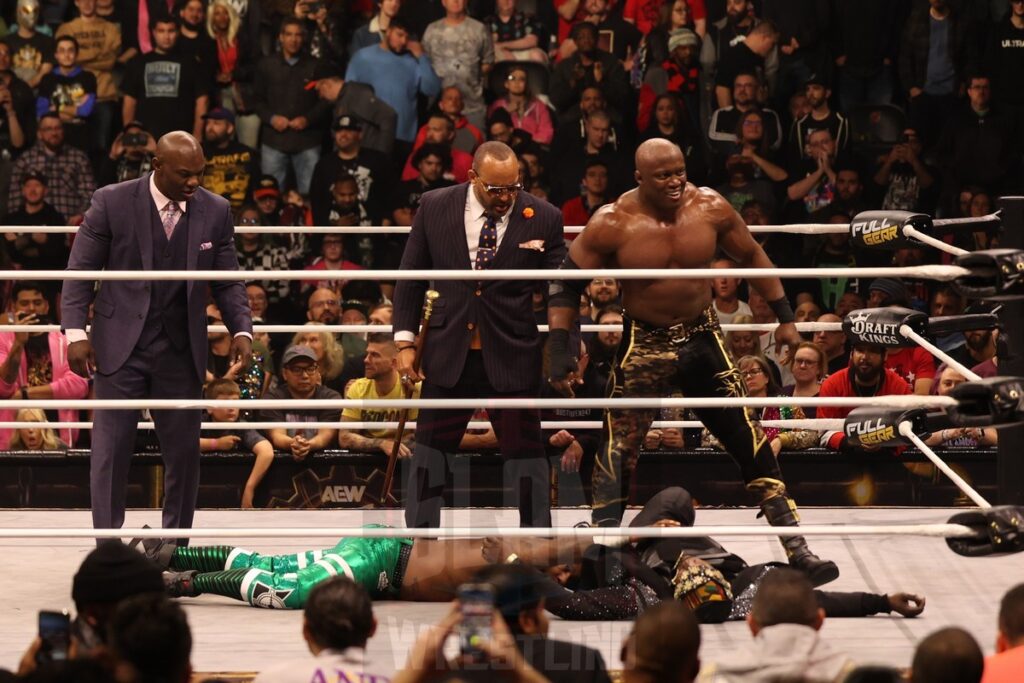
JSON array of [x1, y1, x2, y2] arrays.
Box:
[[162, 201, 180, 240], [474, 213, 498, 270]]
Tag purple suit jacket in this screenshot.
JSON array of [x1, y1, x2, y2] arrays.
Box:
[[392, 183, 567, 393], [61, 174, 252, 382]]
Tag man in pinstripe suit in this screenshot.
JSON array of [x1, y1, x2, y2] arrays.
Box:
[[393, 141, 566, 528]]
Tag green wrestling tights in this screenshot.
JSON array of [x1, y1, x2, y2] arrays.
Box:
[[170, 532, 413, 609]]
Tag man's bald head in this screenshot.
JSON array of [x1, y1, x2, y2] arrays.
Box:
[[153, 131, 206, 201], [634, 139, 686, 210], [636, 138, 684, 174]]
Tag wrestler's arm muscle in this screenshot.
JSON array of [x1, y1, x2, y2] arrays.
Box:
[[549, 209, 625, 332], [711, 193, 788, 303]]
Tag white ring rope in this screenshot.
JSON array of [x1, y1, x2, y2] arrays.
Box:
[[6, 265, 971, 281], [1, 396, 955, 411], [0, 523, 981, 540], [902, 226, 970, 257], [0, 419, 844, 432], [0, 211, 999, 235], [0, 322, 846, 334], [898, 422, 992, 509], [899, 325, 982, 382]]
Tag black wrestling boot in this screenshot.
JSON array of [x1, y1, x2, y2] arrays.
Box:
[[129, 525, 177, 570], [163, 570, 199, 598], [760, 495, 840, 587]]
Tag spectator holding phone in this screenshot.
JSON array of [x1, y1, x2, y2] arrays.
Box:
[[99, 120, 155, 185]]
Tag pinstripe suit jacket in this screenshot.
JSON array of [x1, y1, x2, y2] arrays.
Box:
[[393, 183, 566, 393]]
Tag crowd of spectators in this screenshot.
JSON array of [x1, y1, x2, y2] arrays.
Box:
[[6, 544, 1023, 683], [0, 0, 1013, 504]]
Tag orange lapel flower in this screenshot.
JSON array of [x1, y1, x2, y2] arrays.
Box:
[[523, 207, 535, 219]]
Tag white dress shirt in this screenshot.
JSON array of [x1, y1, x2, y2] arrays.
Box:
[[66, 174, 251, 344], [395, 186, 512, 344]]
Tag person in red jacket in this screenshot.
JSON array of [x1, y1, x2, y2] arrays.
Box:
[[816, 341, 912, 450]]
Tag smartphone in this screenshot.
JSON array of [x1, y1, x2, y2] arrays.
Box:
[[306, 1, 322, 12], [457, 583, 495, 661], [37, 610, 71, 664]]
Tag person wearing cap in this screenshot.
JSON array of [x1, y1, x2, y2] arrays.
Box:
[[345, 15, 442, 149], [251, 16, 331, 196], [121, 15, 210, 141], [816, 341, 912, 450], [311, 72, 398, 158], [5, 169, 66, 231], [638, 27, 702, 134], [389, 142, 455, 225], [201, 105, 259, 209], [100, 120, 155, 185], [866, 277, 935, 395], [309, 113, 392, 226], [7, 112, 94, 225], [259, 344, 341, 461], [791, 73, 849, 161]]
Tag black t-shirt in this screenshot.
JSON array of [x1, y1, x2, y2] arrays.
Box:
[[4, 32, 54, 84], [715, 41, 764, 90], [122, 51, 205, 140], [310, 148, 394, 224], [3, 203, 68, 273], [202, 139, 260, 209], [258, 384, 342, 440]]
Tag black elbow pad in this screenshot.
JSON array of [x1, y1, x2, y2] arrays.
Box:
[[548, 255, 590, 307]]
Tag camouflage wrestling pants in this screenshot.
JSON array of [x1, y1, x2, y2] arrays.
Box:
[[591, 305, 785, 526]]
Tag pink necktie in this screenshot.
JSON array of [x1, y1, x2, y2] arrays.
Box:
[[162, 201, 180, 239]]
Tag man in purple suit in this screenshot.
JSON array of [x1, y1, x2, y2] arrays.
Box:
[[62, 131, 252, 540], [394, 141, 567, 528]]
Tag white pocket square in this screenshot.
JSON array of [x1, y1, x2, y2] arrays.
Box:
[[518, 240, 545, 252], [199, 241, 213, 251]]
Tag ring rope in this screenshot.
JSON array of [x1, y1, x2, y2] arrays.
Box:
[[901, 226, 970, 257], [0, 396, 956, 411], [0, 524, 981, 540], [898, 422, 992, 509], [8, 265, 971, 281], [0, 322, 845, 334], [0, 418, 844, 431], [899, 325, 982, 381], [0, 212, 998, 235]]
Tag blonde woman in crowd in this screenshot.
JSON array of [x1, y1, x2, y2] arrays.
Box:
[[9, 409, 67, 451]]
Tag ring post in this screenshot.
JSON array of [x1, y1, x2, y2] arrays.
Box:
[[997, 196, 1024, 504]]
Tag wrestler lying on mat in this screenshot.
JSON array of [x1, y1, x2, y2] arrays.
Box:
[[152, 487, 924, 621]]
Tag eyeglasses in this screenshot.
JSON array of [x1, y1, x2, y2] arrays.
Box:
[[239, 217, 259, 225], [286, 364, 318, 376], [506, 74, 526, 81], [310, 299, 339, 308], [476, 178, 523, 197], [740, 368, 765, 379], [793, 358, 818, 366]]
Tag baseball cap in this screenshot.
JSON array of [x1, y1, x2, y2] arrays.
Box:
[[253, 174, 280, 200], [121, 120, 146, 134], [203, 106, 236, 124], [668, 28, 700, 52], [342, 299, 369, 320], [23, 170, 47, 185], [332, 114, 362, 131], [281, 345, 318, 366], [805, 73, 828, 88]]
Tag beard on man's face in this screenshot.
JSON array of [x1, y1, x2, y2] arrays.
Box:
[[966, 331, 991, 351]]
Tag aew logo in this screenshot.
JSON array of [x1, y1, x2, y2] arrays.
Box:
[[321, 485, 366, 504], [847, 311, 900, 346], [852, 218, 900, 246], [845, 418, 895, 446]]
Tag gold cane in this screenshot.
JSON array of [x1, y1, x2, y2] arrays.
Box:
[[380, 290, 439, 505]]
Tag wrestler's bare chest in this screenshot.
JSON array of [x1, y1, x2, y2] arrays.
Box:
[[611, 212, 719, 271]]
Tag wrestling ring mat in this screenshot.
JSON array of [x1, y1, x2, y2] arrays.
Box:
[[2, 207, 1024, 676]]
